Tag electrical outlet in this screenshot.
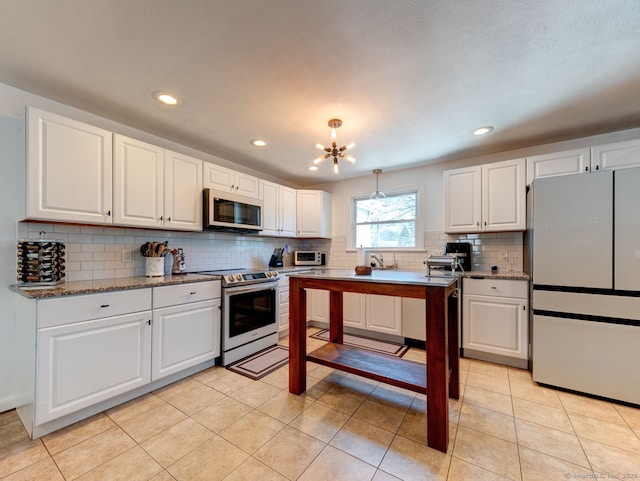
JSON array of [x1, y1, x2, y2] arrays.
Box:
[[121, 249, 132, 263], [503, 252, 510, 262]]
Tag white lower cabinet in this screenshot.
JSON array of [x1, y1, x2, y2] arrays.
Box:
[[309, 290, 402, 336], [36, 311, 152, 425], [278, 276, 290, 335], [17, 280, 221, 438], [462, 278, 529, 368], [151, 281, 221, 380], [152, 300, 220, 380]]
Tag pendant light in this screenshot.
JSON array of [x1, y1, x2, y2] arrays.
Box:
[[369, 169, 386, 199]]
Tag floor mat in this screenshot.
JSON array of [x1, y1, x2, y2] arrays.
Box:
[[309, 329, 409, 357], [226, 345, 289, 380]]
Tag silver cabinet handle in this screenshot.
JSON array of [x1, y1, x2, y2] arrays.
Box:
[[190, 291, 197, 295], [100, 304, 110, 308]]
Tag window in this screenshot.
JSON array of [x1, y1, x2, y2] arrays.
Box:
[[353, 190, 420, 249]]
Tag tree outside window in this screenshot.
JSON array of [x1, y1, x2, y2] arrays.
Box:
[[353, 191, 418, 248]]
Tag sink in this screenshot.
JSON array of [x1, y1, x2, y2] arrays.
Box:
[[372, 265, 398, 270]]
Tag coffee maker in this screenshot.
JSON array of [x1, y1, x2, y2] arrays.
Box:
[[444, 242, 472, 271]]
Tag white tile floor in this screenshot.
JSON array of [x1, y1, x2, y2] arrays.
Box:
[[1, 328, 639, 480]]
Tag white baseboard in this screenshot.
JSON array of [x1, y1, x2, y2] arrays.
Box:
[[0, 395, 17, 414]]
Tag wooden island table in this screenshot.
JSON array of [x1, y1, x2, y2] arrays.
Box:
[[287, 269, 460, 453]]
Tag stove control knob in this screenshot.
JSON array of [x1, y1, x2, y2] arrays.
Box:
[[272, 271, 278, 277], [235, 274, 244, 281]]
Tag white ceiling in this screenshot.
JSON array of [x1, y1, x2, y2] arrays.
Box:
[[1, 0, 639, 186]]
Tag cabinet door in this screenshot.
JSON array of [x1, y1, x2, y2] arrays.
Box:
[[36, 311, 152, 424], [297, 190, 331, 238], [526, 149, 590, 184], [26, 107, 113, 224], [482, 158, 526, 232], [592, 139, 640, 172], [278, 279, 290, 334], [443, 166, 481, 233], [234, 172, 260, 198], [113, 135, 164, 228], [365, 295, 402, 335], [152, 299, 220, 380], [307, 289, 329, 323], [203, 163, 259, 198], [164, 150, 203, 231], [343, 292, 365, 329], [259, 180, 279, 236], [279, 185, 297, 237], [463, 294, 528, 359]]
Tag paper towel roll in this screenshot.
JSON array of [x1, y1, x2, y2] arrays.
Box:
[[357, 246, 366, 266]]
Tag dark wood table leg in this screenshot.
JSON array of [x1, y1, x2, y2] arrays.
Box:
[[425, 286, 449, 453], [329, 290, 344, 344], [288, 277, 307, 394], [448, 289, 460, 399]]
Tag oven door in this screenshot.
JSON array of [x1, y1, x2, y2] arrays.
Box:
[[222, 281, 279, 351]]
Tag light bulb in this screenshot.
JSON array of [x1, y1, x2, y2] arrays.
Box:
[[345, 142, 355, 150], [333, 161, 340, 174], [331, 128, 337, 140], [313, 156, 324, 165], [344, 155, 356, 163], [315, 143, 325, 150]]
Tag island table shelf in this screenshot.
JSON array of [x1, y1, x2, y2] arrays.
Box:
[[287, 269, 459, 453]]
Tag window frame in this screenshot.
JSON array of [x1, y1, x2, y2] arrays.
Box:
[[349, 187, 424, 251]]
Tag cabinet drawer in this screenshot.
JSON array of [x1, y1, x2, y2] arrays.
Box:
[[153, 281, 221, 308], [37, 289, 152, 328], [463, 278, 528, 298]]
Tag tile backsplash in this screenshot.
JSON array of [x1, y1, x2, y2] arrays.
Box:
[[18, 223, 324, 282], [18, 223, 523, 281]]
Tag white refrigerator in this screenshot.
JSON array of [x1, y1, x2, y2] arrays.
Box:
[[528, 168, 640, 404]]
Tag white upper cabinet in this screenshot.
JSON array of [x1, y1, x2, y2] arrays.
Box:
[[592, 138, 640, 172], [203, 163, 259, 198], [526, 148, 591, 184], [113, 135, 164, 228], [24, 106, 113, 224], [444, 158, 525, 233], [443, 166, 481, 233], [164, 150, 203, 231], [113, 138, 203, 230], [482, 158, 526, 231], [259, 180, 296, 237], [296, 190, 332, 238]]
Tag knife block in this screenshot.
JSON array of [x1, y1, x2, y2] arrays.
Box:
[[268, 255, 283, 268]]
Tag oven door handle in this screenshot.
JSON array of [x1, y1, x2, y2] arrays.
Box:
[[224, 281, 278, 294]]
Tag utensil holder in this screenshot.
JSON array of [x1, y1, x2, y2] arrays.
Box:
[[145, 257, 164, 277]]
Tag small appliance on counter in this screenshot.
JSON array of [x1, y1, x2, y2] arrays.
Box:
[[444, 242, 472, 271], [17, 234, 66, 286], [424, 255, 458, 276], [293, 250, 324, 266], [172, 248, 187, 274], [269, 247, 284, 268]]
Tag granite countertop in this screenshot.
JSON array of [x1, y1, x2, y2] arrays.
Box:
[[286, 268, 459, 287], [461, 270, 530, 281], [10, 273, 219, 299]]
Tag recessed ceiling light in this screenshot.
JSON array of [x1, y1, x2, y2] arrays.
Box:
[[308, 165, 319, 171], [250, 139, 267, 147], [473, 126, 494, 136], [152, 91, 181, 106]]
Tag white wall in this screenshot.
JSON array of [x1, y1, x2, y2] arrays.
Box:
[[0, 116, 18, 411]]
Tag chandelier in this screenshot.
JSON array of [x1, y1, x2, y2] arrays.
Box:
[[312, 119, 356, 174]]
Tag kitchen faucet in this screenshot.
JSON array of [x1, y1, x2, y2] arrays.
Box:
[[370, 253, 384, 268]]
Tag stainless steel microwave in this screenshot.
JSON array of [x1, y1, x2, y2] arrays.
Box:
[[294, 251, 323, 266], [203, 188, 263, 232]]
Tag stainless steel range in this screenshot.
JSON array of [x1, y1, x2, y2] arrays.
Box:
[[198, 269, 280, 365]]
